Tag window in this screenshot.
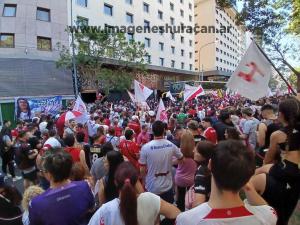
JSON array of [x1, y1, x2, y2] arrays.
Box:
[[216, 57, 219, 61], [170, 17, 175, 25], [181, 49, 184, 56], [158, 0, 162, 3], [127, 33, 134, 42], [76, 0, 88, 7], [181, 62, 184, 69], [37, 7, 50, 22], [144, 20, 150, 28], [189, 40, 192, 46], [180, 36, 184, 43], [171, 46, 175, 54], [189, 3, 192, 9], [159, 58, 164, 66], [180, 9, 184, 17], [180, 0, 183, 3], [143, 2, 149, 12], [145, 38, 151, 47], [189, 52, 192, 58], [37, 36, 51, 51], [158, 10, 163, 20], [170, 3, 174, 11], [189, 64, 193, 70], [0, 33, 14, 48], [145, 55, 151, 63], [77, 16, 89, 26], [159, 42, 164, 51], [216, 47, 219, 52], [126, 13, 133, 23], [171, 60, 175, 68], [104, 4, 113, 16], [126, 0, 133, 5], [3, 4, 17, 17], [189, 15, 192, 22]]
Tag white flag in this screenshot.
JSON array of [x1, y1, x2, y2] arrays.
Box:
[[127, 90, 136, 102], [166, 91, 176, 102], [134, 80, 153, 102], [73, 95, 87, 114], [227, 41, 272, 101], [73, 95, 88, 123], [183, 84, 205, 102], [156, 99, 168, 123]]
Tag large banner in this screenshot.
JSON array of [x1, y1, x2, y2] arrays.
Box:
[[15, 96, 62, 121]]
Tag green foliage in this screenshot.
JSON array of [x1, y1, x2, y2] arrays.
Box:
[[57, 29, 148, 94]]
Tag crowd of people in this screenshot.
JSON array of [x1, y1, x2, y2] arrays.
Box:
[[0, 93, 299, 225]]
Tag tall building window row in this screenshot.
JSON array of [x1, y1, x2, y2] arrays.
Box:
[[37, 36, 52, 51], [37, 7, 50, 22], [104, 4, 113, 16], [76, 0, 88, 7], [0, 33, 14, 48], [3, 4, 17, 17]]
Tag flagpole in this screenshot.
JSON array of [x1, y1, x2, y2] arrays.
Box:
[[252, 40, 296, 96]]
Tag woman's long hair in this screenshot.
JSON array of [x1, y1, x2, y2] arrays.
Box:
[[104, 151, 124, 202], [115, 162, 139, 225], [279, 98, 300, 149], [180, 130, 195, 158]]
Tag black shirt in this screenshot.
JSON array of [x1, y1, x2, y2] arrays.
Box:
[[194, 165, 211, 201]]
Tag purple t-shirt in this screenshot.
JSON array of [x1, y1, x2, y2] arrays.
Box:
[[29, 181, 94, 225], [175, 158, 197, 187]]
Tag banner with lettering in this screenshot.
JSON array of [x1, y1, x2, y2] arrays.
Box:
[[15, 96, 62, 121]]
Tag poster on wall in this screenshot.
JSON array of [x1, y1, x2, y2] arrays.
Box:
[[15, 96, 62, 121]]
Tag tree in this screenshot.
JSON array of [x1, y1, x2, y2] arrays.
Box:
[[57, 29, 148, 95], [217, 0, 300, 93]]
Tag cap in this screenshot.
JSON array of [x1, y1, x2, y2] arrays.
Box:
[[148, 111, 155, 117], [132, 115, 139, 121]]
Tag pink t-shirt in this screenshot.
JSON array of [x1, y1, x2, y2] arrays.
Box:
[[175, 158, 197, 187]]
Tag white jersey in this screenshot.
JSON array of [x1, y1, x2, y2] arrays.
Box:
[[139, 139, 183, 194], [88, 192, 160, 225], [176, 201, 277, 225]]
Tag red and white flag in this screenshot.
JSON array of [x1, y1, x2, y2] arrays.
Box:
[[127, 90, 136, 102], [73, 95, 87, 114], [156, 98, 168, 123], [134, 80, 153, 102], [227, 41, 272, 101], [73, 95, 89, 123], [166, 91, 176, 102], [183, 84, 205, 102]]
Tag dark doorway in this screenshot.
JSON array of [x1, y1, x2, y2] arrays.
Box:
[[81, 92, 96, 103]]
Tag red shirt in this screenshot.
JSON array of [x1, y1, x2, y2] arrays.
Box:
[[203, 127, 217, 144], [104, 118, 110, 126], [128, 121, 141, 136], [112, 125, 122, 137], [188, 109, 197, 116], [119, 140, 140, 170], [65, 147, 81, 162]]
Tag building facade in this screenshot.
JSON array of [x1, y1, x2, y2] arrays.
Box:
[[0, 0, 69, 60], [194, 0, 246, 81], [0, 0, 73, 98], [70, 0, 195, 71]]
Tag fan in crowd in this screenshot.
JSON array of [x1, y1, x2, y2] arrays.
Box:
[[1, 93, 300, 225]]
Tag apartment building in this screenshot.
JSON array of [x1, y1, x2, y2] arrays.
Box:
[[194, 0, 246, 81], [70, 0, 195, 72]]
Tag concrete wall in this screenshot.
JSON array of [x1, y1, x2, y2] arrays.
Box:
[[0, 0, 69, 60]]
